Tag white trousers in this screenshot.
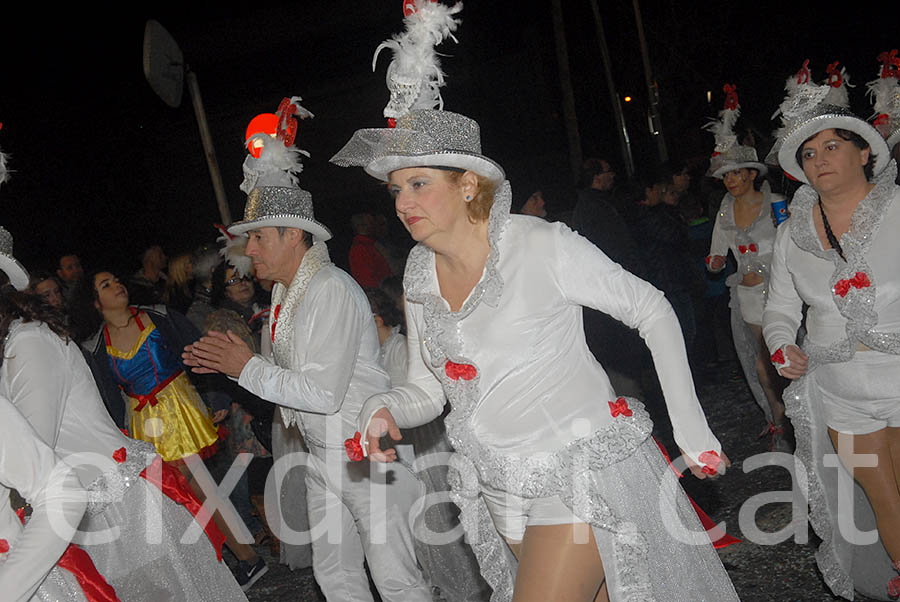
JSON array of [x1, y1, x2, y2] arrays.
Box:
[[305, 446, 431, 602]]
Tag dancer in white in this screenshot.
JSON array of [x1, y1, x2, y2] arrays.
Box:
[[764, 60, 900, 600], [184, 97, 431, 602], [704, 84, 790, 451], [0, 396, 92, 602], [331, 2, 738, 600]]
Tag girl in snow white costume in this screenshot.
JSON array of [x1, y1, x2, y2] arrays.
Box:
[[331, 2, 739, 600]]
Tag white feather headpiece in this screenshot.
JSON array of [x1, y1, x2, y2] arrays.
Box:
[[703, 83, 741, 155], [867, 50, 900, 146], [240, 97, 313, 194], [214, 224, 254, 278], [374, 0, 462, 119], [0, 151, 8, 188]]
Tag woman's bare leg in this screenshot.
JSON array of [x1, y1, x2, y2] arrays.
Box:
[[175, 457, 259, 563], [748, 323, 786, 425], [505, 523, 608, 602], [829, 427, 900, 561]]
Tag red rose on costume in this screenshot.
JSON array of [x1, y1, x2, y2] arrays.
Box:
[[705, 256, 711, 264], [770, 349, 785, 365], [749, 243, 757, 253], [119, 428, 129, 437], [738, 245, 747, 254], [112, 447, 127, 463], [0, 539, 8, 554], [608, 397, 633, 418], [699, 450, 721, 475], [345, 432, 364, 462], [445, 361, 477, 381], [14, 508, 25, 524]]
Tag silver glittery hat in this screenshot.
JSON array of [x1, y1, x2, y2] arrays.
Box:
[[772, 61, 889, 184], [0, 227, 30, 291], [228, 97, 332, 241], [330, 1, 505, 185], [704, 84, 767, 179], [331, 108, 504, 184], [867, 50, 900, 150]]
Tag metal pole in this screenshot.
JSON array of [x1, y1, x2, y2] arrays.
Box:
[[186, 69, 232, 224], [632, 0, 668, 164], [588, 0, 634, 178], [550, 0, 583, 185]]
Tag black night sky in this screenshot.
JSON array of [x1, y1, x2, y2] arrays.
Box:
[[1, 1, 894, 274]]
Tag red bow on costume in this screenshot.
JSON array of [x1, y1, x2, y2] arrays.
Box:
[[133, 394, 159, 412], [770, 349, 786, 365], [722, 83, 739, 111], [826, 61, 843, 88], [833, 272, 871, 298], [345, 432, 364, 462], [608, 397, 633, 418], [698, 450, 722, 476], [445, 360, 477, 381], [738, 243, 757, 254], [878, 49, 900, 79]]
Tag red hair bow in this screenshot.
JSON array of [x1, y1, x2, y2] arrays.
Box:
[[796, 59, 811, 84], [878, 49, 900, 79], [608, 397, 633, 418]]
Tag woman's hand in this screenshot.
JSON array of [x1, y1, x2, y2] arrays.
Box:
[[682, 448, 732, 480], [365, 407, 402, 463], [778, 344, 808, 379], [708, 255, 726, 272]]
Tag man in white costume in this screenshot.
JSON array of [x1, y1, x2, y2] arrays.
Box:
[[184, 105, 431, 602]]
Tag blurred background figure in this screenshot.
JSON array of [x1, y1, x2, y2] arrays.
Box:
[[129, 244, 168, 305], [164, 251, 195, 314]]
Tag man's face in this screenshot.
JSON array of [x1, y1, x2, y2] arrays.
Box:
[[592, 161, 615, 191], [244, 227, 304, 284], [57, 255, 83, 283]]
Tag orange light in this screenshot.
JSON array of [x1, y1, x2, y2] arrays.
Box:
[[624, 96, 632, 103], [245, 113, 278, 158]]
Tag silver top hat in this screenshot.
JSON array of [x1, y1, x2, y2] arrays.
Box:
[[228, 186, 332, 241], [708, 144, 768, 179], [330, 108, 505, 184], [0, 226, 30, 291]]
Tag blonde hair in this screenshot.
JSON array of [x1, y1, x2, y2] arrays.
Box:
[[445, 171, 496, 222], [163, 252, 192, 306]]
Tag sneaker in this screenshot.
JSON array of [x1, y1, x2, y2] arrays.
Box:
[[235, 556, 268, 592]]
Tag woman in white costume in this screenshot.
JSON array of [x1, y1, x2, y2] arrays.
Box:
[[332, 4, 738, 600], [764, 61, 900, 600], [0, 231, 248, 602], [0, 396, 94, 602], [705, 84, 790, 451]]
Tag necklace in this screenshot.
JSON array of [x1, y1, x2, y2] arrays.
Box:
[[818, 198, 846, 261]]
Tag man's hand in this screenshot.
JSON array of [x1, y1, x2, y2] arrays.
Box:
[[182, 330, 254, 378], [365, 407, 402, 463]]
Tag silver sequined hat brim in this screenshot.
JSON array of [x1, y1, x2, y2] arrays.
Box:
[[777, 106, 890, 184], [0, 253, 30, 291], [228, 186, 332, 241], [330, 109, 505, 184]]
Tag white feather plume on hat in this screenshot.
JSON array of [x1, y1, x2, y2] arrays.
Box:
[[375, 1, 462, 118], [214, 224, 254, 278], [0, 150, 8, 187]]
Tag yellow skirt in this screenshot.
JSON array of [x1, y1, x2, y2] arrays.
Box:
[[127, 372, 219, 462]]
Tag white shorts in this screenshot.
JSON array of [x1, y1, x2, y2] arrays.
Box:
[[480, 483, 581, 541], [735, 283, 765, 326], [816, 351, 900, 435]]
